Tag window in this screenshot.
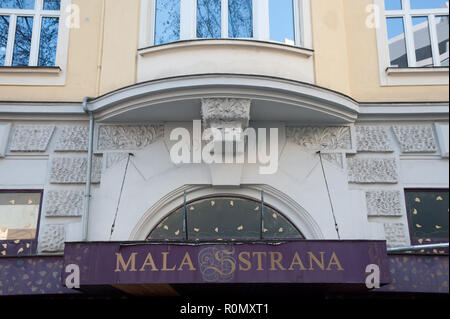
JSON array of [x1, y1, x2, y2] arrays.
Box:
[[0, 190, 43, 256], [147, 196, 304, 242], [151, 0, 307, 47], [384, 0, 449, 68], [0, 0, 61, 67], [405, 189, 449, 254]]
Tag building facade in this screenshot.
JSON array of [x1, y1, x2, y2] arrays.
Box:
[[0, 0, 448, 298]]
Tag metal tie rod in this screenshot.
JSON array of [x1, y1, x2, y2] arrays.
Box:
[[387, 243, 449, 253]]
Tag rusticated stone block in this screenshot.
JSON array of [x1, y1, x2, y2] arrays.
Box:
[[40, 225, 65, 253], [392, 125, 437, 153], [55, 126, 89, 152], [356, 126, 393, 152], [50, 156, 102, 184], [45, 190, 84, 217], [347, 158, 398, 184], [9, 125, 55, 152], [366, 191, 403, 216], [384, 223, 409, 248]]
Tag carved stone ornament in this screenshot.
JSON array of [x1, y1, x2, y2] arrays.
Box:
[[201, 98, 251, 129], [9, 125, 55, 152], [40, 225, 65, 253], [356, 126, 394, 152], [45, 190, 84, 217], [286, 126, 352, 151], [366, 190, 403, 216], [347, 158, 398, 184], [98, 124, 164, 151], [55, 126, 89, 152], [384, 223, 409, 248], [50, 156, 102, 184], [392, 125, 437, 153]]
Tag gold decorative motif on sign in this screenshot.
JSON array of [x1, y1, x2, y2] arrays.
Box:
[[415, 198, 421, 203], [436, 196, 443, 201], [237, 225, 244, 231]]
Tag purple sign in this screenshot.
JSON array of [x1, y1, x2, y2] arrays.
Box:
[[62, 241, 390, 286]]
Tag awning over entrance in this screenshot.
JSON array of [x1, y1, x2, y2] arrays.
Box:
[[61, 240, 390, 291]]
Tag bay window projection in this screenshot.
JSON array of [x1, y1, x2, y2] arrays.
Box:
[[384, 0, 449, 67], [153, 0, 301, 46], [0, 0, 61, 67]]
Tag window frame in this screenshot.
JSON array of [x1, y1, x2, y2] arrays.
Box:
[[141, 0, 312, 49], [0, 0, 71, 85], [404, 188, 449, 254], [0, 189, 43, 257], [374, 0, 449, 86]]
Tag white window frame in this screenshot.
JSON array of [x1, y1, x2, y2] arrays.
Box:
[[140, 0, 312, 49], [0, 0, 71, 85], [375, 0, 449, 86]]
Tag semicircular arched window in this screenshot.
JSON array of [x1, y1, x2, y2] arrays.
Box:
[[147, 196, 304, 242]]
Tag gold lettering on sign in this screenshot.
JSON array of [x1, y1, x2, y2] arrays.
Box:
[[252, 252, 267, 271], [161, 252, 176, 271], [269, 252, 286, 271], [288, 252, 307, 271], [308, 252, 325, 270], [140, 253, 158, 272], [238, 252, 252, 271], [178, 252, 196, 271], [327, 252, 344, 271], [115, 253, 137, 272]]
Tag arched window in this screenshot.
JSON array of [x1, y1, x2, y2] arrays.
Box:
[[147, 196, 304, 242]]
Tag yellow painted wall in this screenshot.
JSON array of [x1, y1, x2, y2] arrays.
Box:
[[310, 0, 352, 96], [0, 0, 448, 103], [341, 0, 448, 102], [0, 0, 102, 101]]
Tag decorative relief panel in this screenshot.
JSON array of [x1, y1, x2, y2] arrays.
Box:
[[201, 98, 251, 128], [98, 124, 164, 151], [347, 158, 398, 184], [9, 125, 55, 152], [392, 125, 437, 153], [286, 126, 352, 151], [0, 123, 11, 157], [105, 153, 129, 169], [50, 157, 102, 184], [40, 225, 65, 253], [384, 223, 409, 248], [356, 126, 393, 152], [366, 191, 403, 216], [45, 191, 84, 217], [321, 153, 344, 169], [55, 126, 89, 152]]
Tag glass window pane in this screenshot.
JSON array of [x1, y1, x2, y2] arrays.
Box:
[[406, 190, 449, 250], [12, 16, 33, 66], [228, 0, 253, 38], [38, 17, 59, 66], [154, 0, 180, 45], [269, 0, 295, 44], [147, 197, 304, 242], [43, 0, 60, 10], [197, 0, 221, 39], [0, 192, 41, 240], [412, 16, 433, 67], [386, 17, 408, 67], [0, 0, 35, 9], [384, 0, 402, 10], [0, 16, 9, 66], [410, 0, 449, 9], [436, 15, 449, 66]]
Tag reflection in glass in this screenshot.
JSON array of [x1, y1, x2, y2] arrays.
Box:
[[0, 0, 35, 9], [0, 192, 41, 240], [384, 0, 402, 10], [38, 17, 59, 66], [12, 16, 33, 66], [154, 0, 180, 45], [0, 16, 9, 66], [228, 0, 252, 38], [436, 15, 449, 66], [43, 0, 60, 10], [412, 16, 433, 67], [386, 17, 408, 67], [147, 197, 304, 242], [197, 0, 221, 39], [269, 0, 295, 44], [410, 0, 449, 9]]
